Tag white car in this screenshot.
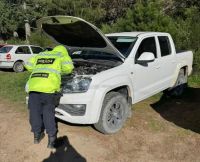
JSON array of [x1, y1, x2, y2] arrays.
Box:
[[37, 16, 193, 134], [0, 45, 43, 72]]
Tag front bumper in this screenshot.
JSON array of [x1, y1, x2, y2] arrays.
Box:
[[26, 87, 104, 124], [55, 89, 103, 124]]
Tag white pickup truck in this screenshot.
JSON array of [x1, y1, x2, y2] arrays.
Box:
[[37, 16, 193, 134]]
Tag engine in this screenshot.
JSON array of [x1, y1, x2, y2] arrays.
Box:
[[61, 60, 113, 85], [73, 63, 110, 75]]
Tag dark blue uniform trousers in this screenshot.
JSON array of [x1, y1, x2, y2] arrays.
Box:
[[28, 92, 57, 137]]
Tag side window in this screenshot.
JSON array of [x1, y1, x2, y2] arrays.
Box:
[[136, 37, 157, 60], [31, 46, 43, 54], [158, 36, 172, 57], [15, 46, 31, 54]]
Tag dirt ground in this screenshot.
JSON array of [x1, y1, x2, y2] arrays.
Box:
[[0, 87, 200, 162]]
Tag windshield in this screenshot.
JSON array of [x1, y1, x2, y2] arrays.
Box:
[[0, 46, 13, 53], [107, 36, 137, 57]]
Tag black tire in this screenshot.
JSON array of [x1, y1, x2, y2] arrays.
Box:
[[94, 92, 129, 134], [164, 69, 187, 97], [13, 61, 24, 73]]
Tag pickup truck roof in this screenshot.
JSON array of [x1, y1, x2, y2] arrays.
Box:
[[106, 32, 169, 37]]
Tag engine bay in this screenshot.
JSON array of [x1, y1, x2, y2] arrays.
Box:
[[61, 59, 120, 86], [72, 60, 113, 75]]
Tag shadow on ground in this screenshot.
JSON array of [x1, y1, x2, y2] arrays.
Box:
[[0, 69, 13, 72], [56, 118, 91, 128], [43, 136, 86, 162], [151, 87, 200, 133]]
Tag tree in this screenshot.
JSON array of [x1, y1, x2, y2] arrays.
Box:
[[0, 1, 18, 36], [46, 0, 107, 25], [101, 0, 187, 47]]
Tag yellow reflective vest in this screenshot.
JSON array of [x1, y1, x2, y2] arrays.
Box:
[[25, 46, 74, 93]]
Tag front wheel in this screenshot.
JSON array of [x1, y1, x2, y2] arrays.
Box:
[[94, 92, 129, 134]]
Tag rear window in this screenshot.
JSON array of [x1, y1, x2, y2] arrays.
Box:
[[107, 36, 137, 57], [31, 46, 43, 54], [15, 46, 31, 54], [0, 46, 13, 53], [158, 36, 172, 57]]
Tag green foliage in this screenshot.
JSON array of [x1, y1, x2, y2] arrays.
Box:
[[29, 31, 56, 47], [101, 0, 200, 74], [5, 31, 56, 47], [193, 50, 200, 75], [6, 38, 26, 44], [0, 0, 200, 74], [0, 1, 18, 34], [46, 0, 107, 25], [0, 71, 29, 103], [188, 74, 200, 87], [102, 0, 186, 48], [0, 70, 199, 105]]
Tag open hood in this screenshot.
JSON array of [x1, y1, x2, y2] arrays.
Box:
[[37, 16, 125, 61]]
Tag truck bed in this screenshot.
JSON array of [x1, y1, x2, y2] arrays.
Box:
[[176, 50, 193, 76]]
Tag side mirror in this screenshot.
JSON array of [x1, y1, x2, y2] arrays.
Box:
[[137, 52, 155, 63]]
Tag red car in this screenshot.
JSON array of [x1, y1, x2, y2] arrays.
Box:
[[0, 44, 6, 48]]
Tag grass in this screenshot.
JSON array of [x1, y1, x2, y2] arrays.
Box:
[[148, 117, 166, 131], [0, 71, 30, 104], [0, 70, 199, 162], [0, 70, 199, 104], [188, 74, 200, 87]]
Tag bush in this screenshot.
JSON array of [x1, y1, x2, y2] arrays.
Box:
[[101, 0, 200, 74], [5, 31, 56, 48], [29, 31, 56, 48], [193, 50, 200, 75], [6, 38, 26, 45], [101, 0, 189, 50]]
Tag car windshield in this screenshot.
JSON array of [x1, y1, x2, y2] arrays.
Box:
[[0, 46, 13, 53], [107, 36, 137, 57]]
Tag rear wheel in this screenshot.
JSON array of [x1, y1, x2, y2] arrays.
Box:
[[13, 61, 24, 73], [164, 69, 187, 97], [94, 92, 129, 134]]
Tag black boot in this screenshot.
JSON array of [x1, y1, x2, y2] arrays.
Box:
[[34, 132, 45, 144], [47, 135, 56, 149]]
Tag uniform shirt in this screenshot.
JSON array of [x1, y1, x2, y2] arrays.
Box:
[[25, 46, 74, 93]]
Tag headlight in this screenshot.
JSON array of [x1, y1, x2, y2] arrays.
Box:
[[62, 76, 92, 93]]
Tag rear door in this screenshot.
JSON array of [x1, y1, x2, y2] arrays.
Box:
[[14, 46, 32, 62], [156, 36, 176, 88]]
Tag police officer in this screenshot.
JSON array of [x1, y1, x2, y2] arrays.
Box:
[[25, 45, 74, 148]]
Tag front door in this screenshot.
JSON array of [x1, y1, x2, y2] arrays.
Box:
[[132, 36, 161, 102]]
